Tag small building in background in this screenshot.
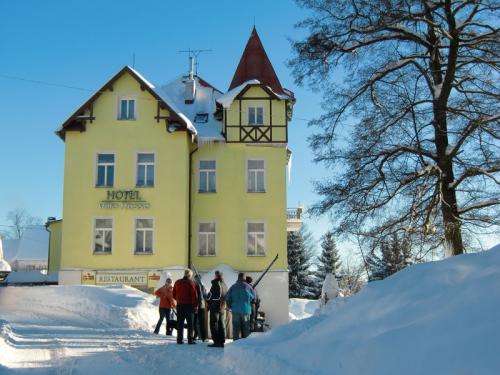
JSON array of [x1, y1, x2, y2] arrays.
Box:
[[0, 236, 12, 281], [2, 226, 49, 272]]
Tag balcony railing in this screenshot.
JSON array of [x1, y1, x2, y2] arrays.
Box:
[[287, 207, 303, 232], [287, 208, 302, 220]]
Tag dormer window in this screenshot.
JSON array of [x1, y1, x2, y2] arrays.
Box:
[[118, 97, 136, 120], [194, 113, 208, 123], [248, 107, 263, 125]]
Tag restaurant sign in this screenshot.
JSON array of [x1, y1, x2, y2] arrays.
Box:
[[95, 272, 148, 286], [100, 190, 150, 209]]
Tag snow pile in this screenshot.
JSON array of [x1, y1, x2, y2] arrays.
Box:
[[289, 298, 319, 320], [224, 245, 500, 375], [0, 285, 157, 330]]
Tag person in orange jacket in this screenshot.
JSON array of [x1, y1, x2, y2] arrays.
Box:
[[154, 277, 177, 335]]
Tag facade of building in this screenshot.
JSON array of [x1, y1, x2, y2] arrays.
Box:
[[49, 28, 298, 326]]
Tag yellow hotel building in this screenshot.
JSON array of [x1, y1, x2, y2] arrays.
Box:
[[48, 28, 300, 326]]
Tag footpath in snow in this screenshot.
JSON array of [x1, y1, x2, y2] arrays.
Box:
[[1, 245, 500, 374], [0, 285, 224, 374]]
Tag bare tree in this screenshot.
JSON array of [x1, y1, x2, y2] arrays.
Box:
[[290, 0, 499, 256], [5, 209, 43, 239], [338, 256, 365, 296]]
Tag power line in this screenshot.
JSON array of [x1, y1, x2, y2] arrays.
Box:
[[0, 73, 314, 122]]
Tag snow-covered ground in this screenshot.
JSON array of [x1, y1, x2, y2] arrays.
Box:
[[1, 245, 499, 374], [0, 285, 224, 374]]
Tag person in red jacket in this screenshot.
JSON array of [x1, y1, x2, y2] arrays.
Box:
[[173, 269, 198, 344], [154, 277, 177, 335]]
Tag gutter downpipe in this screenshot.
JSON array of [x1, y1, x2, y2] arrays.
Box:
[[188, 146, 199, 269]]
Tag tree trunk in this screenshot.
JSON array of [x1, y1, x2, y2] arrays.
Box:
[[435, 110, 465, 257], [440, 165, 465, 257]]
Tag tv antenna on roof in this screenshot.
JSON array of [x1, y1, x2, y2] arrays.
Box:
[[178, 49, 212, 76]]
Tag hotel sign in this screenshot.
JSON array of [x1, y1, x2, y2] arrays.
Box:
[[100, 190, 150, 209], [95, 272, 148, 286]]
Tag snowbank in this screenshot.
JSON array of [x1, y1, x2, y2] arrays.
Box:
[[224, 245, 500, 375], [288, 298, 319, 320], [0, 285, 157, 330]]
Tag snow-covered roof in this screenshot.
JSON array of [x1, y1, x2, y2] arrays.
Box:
[[127, 66, 155, 89], [216, 79, 292, 109], [153, 75, 224, 141], [57, 66, 197, 139], [7, 226, 49, 262], [2, 238, 20, 264], [217, 79, 260, 108]]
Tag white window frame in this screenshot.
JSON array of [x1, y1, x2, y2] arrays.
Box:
[[117, 95, 137, 121], [92, 217, 113, 254], [248, 106, 264, 126], [246, 221, 266, 256], [134, 217, 154, 255], [136, 152, 156, 187], [95, 152, 115, 188], [197, 221, 217, 257], [246, 158, 266, 193], [198, 159, 217, 193]]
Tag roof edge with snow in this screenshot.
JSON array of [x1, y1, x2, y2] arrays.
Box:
[[56, 66, 196, 140]]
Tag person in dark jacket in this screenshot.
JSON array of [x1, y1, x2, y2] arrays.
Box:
[[154, 277, 176, 335], [173, 269, 198, 344], [227, 272, 254, 340], [245, 276, 260, 332], [206, 270, 228, 347], [193, 273, 208, 342]]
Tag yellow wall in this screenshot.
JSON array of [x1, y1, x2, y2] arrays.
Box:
[[225, 86, 287, 143], [47, 220, 62, 273], [191, 143, 288, 271], [60, 73, 190, 270]]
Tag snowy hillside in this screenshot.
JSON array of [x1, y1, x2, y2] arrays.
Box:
[[224, 245, 500, 375]]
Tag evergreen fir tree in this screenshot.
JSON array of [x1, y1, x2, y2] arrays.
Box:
[[312, 231, 342, 298], [287, 226, 315, 298], [366, 234, 413, 281]]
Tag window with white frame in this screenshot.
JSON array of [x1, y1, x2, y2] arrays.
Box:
[[135, 218, 153, 254], [94, 218, 113, 253], [247, 222, 265, 256], [198, 222, 216, 256], [96, 154, 115, 187], [199, 160, 216, 193], [137, 153, 155, 187], [118, 97, 136, 120], [247, 159, 265, 192], [248, 107, 264, 125]]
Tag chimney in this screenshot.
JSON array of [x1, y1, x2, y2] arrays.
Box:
[[185, 56, 196, 104]]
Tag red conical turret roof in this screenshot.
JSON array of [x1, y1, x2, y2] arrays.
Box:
[[229, 27, 285, 95]]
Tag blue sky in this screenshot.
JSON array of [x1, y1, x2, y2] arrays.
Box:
[[0, 0, 333, 249]]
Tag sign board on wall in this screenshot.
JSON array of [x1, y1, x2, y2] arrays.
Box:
[[81, 271, 96, 285], [95, 272, 148, 286], [99, 190, 150, 209]]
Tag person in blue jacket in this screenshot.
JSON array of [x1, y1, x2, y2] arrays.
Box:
[[227, 272, 255, 340]]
